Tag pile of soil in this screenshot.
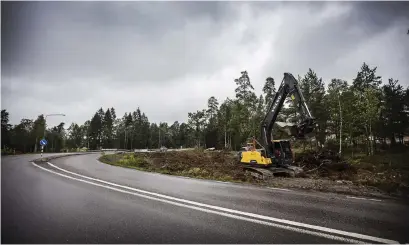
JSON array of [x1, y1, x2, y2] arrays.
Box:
[[134, 150, 250, 181], [294, 149, 357, 180], [293, 149, 409, 196], [132, 149, 358, 182]]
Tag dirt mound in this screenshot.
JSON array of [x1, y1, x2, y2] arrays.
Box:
[[100, 149, 409, 197], [134, 149, 357, 181], [134, 150, 249, 181], [295, 149, 357, 179]]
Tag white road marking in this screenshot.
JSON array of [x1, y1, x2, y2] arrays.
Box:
[[346, 196, 382, 202], [215, 181, 230, 184], [42, 162, 398, 244], [32, 162, 362, 244], [267, 187, 292, 192]]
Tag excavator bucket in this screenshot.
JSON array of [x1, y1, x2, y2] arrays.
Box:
[[276, 121, 297, 136], [276, 121, 314, 139]]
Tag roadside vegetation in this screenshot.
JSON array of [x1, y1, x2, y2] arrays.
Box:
[[3, 62, 408, 156], [99, 148, 409, 198], [2, 62, 409, 198], [99, 150, 250, 183]]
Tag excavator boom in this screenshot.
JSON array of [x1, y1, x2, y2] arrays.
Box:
[[261, 73, 315, 162]]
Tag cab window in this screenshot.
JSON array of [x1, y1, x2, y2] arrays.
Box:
[[280, 141, 292, 154]]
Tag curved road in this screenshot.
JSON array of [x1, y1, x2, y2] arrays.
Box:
[[2, 153, 409, 244]]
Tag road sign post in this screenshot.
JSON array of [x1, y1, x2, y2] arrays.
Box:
[[40, 139, 48, 160]]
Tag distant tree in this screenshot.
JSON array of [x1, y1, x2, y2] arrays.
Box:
[[1, 109, 12, 149], [32, 115, 45, 152], [263, 77, 276, 112], [299, 69, 329, 147], [352, 62, 382, 93], [2, 64, 407, 156], [103, 109, 113, 148], [67, 123, 84, 149], [378, 78, 408, 145], [326, 79, 349, 142]]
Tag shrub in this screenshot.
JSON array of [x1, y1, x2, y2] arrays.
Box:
[[1, 147, 15, 155], [118, 154, 148, 168]]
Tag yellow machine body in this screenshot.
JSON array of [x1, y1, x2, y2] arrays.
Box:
[[240, 150, 272, 166], [239, 139, 293, 166]]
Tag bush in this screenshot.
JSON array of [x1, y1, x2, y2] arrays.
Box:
[[1, 147, 15, 155], [325, 139, 340, 152], [118, 154, 148, 168]]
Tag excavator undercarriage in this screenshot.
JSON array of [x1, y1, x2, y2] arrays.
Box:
[[239, 138, 304, 180], [243, 165, 302, 180]]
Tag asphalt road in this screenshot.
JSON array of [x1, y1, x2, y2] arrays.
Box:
[[2, 153, 409, 244]]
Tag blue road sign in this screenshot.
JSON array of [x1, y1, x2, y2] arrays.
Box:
[[40, 139, 48, 146]]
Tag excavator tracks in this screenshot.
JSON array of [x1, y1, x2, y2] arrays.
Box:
[[243, 166, 300, 181], [243, 167, 275, 181]]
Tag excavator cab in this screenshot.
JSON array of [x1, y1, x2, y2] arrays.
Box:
[[272, 140, 294, 166]]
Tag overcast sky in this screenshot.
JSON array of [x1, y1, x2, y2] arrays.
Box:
[[2, 1, 409, 128]]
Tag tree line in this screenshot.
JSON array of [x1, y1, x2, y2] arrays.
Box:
[[2, 62, 408, 155]]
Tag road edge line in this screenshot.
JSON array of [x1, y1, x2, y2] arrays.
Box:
[[346, 196, 382, 202], [267, 187, 292, 192], [45, 161, 398, 244], [32, 162, 365, 244]]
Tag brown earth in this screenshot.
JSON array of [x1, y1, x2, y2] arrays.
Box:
[[100, 149, 409, 199], [133, 150, 252, 182]]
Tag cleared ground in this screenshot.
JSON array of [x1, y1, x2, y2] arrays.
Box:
[[99, 149, 409, 198]]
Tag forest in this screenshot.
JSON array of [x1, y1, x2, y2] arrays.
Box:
[[2, 62, 409, 156]]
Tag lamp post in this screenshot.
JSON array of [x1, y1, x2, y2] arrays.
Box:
[[41, 113, 66, 159]]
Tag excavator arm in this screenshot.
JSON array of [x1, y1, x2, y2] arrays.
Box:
[[261, 73, 315, 161]]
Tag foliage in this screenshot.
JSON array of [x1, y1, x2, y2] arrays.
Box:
[[2, 62, 408, 156], [117, 154, 148, 168]]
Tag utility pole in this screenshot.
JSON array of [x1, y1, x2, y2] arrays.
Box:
[[338, 91, 342, 156]]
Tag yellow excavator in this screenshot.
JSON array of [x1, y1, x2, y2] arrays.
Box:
[[239, 73, 315, 179]]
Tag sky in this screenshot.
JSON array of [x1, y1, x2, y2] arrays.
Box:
[[2, 1, 409, 128]]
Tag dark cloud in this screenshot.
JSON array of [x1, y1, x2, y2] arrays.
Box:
[[1, 1, 234, 83], [353, 2, 409, 29], [1, 1, 408, 127]]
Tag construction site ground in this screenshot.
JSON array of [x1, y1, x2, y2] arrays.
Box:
[[99, 149, 409, 199]]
